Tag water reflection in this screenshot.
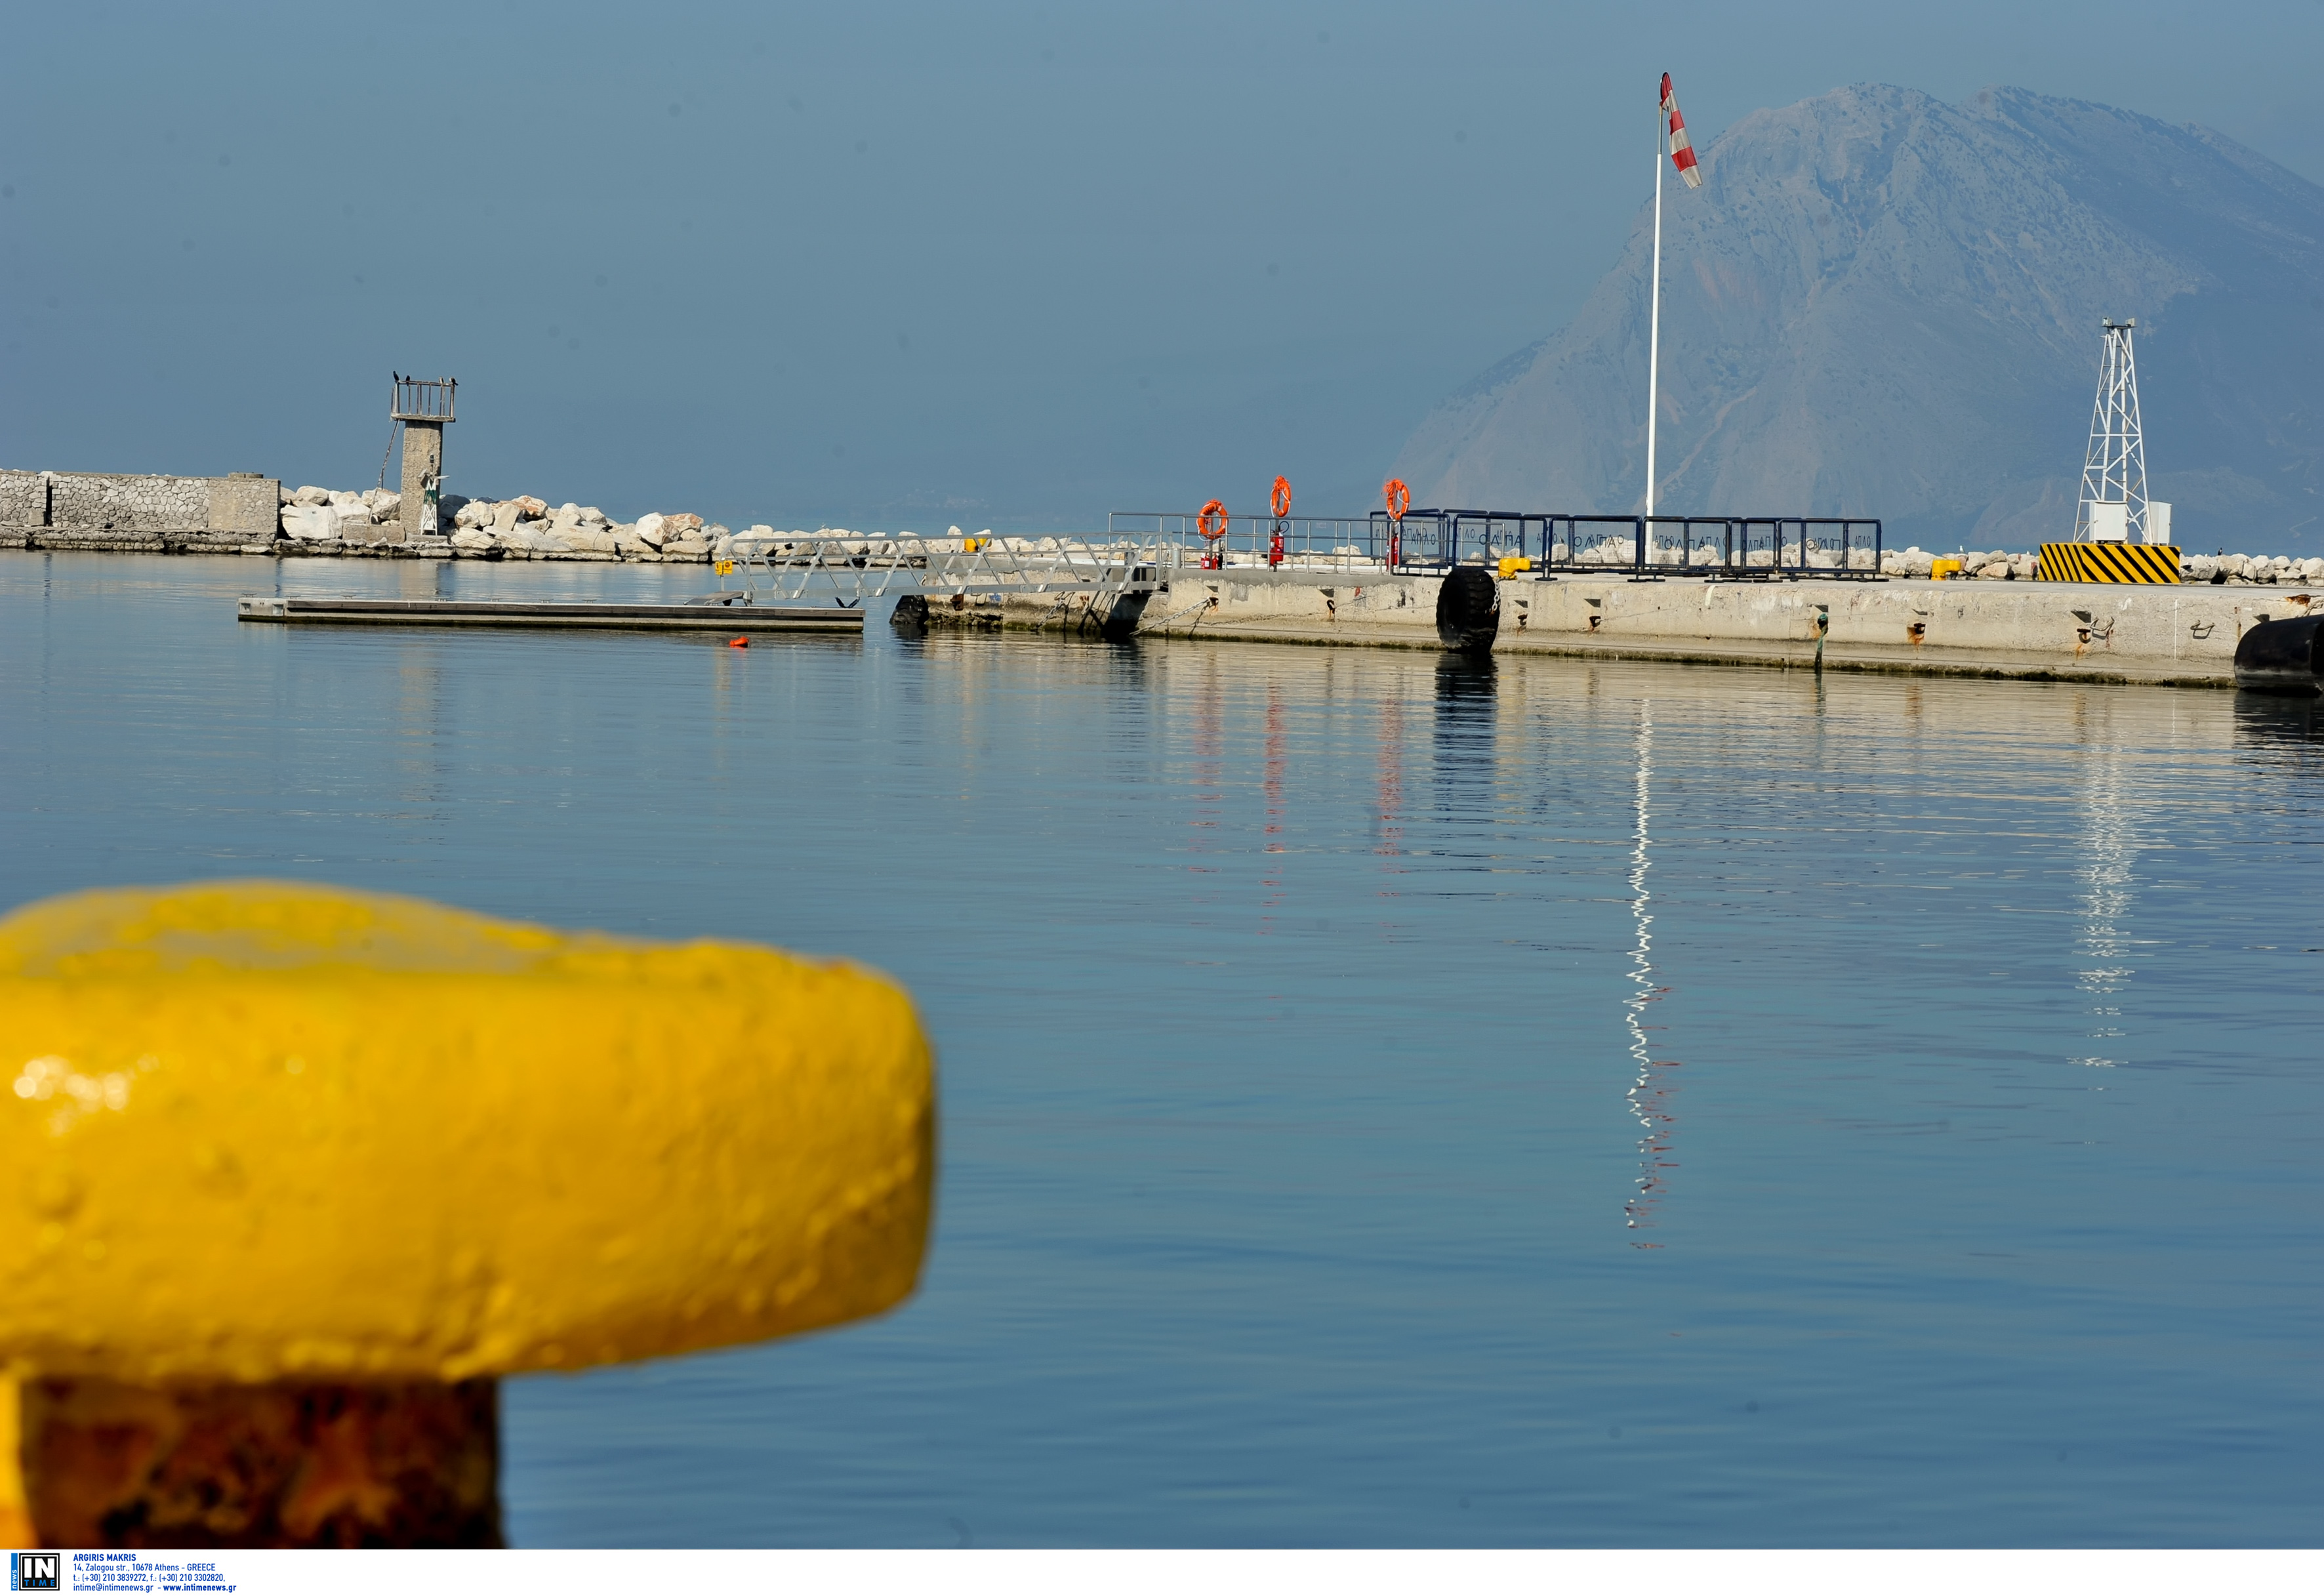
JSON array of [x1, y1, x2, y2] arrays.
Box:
[[1374, 694, 1404, 861], [2069, 731, 2141, 1070], [1621, 701, 1680, 1244], [391, 646, 448, 829], [1189, 656, 1224, 890], [1431, 653, 1496, 823], [2233, 689, 2324, 752], [1260, 680, 1288, 928]]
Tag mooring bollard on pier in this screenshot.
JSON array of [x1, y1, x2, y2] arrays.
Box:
[[0, 882, 935, 1547]]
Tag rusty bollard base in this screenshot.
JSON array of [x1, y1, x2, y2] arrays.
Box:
[[20, 1378, 498, 1549]]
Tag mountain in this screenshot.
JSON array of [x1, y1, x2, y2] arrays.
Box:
[[1390, 84, 2324, 551]]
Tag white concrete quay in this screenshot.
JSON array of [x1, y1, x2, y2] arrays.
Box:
[[1080, 567, 2312, 688]]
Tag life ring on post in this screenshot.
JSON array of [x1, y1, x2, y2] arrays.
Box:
[[1270, 476, 1292, 519], [1382, 479, 1409, 522], [1198, 499, 1228, 569]]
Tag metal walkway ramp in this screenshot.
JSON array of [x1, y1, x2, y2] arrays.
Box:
[[714, 532, 1169, 619]]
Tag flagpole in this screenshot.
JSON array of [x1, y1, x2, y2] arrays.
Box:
[[1646, 95, 1663, 554]]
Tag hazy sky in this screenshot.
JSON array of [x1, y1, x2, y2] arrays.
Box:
[[5, 1, 2319, 527]]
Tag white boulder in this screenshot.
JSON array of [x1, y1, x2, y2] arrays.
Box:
[[279, 504, 338, 541]]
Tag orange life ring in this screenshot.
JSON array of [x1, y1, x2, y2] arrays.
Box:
[[1198, 499, 1228, 541], [1270, 476, 1292, 519], [1383, 478, 1410, 522]]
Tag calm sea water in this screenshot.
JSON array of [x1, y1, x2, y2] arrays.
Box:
[[3, 550, 2321, 1547]]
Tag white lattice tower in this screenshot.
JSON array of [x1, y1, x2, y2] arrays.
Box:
[[2074, 319, 2149, 542]]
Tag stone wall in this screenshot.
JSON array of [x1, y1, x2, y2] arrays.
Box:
[[207, 475, 281, 539], [0, 470, 281, 553], [0, 471, 46, 529]]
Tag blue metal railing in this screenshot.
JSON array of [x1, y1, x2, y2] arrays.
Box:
[[1105, 510, 1883, 577]]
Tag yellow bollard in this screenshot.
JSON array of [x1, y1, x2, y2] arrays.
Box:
[[1496, 556, 1534, 581], [0, 882, 935, 1547]]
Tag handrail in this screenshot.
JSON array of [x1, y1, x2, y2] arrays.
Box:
[[391, 373, 458, 422], [1107, 510, 1884, 578]]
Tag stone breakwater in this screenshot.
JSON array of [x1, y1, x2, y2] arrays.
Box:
[[275, 485, 790, 564], [1885, 544, 2324, 585], [0, 468, 899, 565]]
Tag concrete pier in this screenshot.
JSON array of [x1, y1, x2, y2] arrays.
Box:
[[1494, 577, 2279, 685], [908, 565, 2313, 688]]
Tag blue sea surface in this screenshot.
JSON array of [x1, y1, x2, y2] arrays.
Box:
[[3, 551, 2319, 1546]]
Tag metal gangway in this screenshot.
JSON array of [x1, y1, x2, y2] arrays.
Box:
[[709, 530, 1174, 623]]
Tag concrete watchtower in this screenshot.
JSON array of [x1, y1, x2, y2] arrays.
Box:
[[392, 374, 457, 543]]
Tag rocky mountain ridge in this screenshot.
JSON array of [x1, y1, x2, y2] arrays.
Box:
[[1391, 84, 2324, 551]]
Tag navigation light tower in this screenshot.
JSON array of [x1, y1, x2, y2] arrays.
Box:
[[2074, 320, 2169, 544]]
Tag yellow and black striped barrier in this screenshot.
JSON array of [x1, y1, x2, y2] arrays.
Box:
[[2036, 542, 2182, 584]]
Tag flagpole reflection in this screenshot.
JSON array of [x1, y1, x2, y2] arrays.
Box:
[[1623, 701, 1681, 1244]]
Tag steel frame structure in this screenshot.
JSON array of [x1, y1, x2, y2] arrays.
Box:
[[2075, 319, 2149, 543]]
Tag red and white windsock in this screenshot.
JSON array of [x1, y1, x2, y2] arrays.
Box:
[[1661, 73, 1702, 189]]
